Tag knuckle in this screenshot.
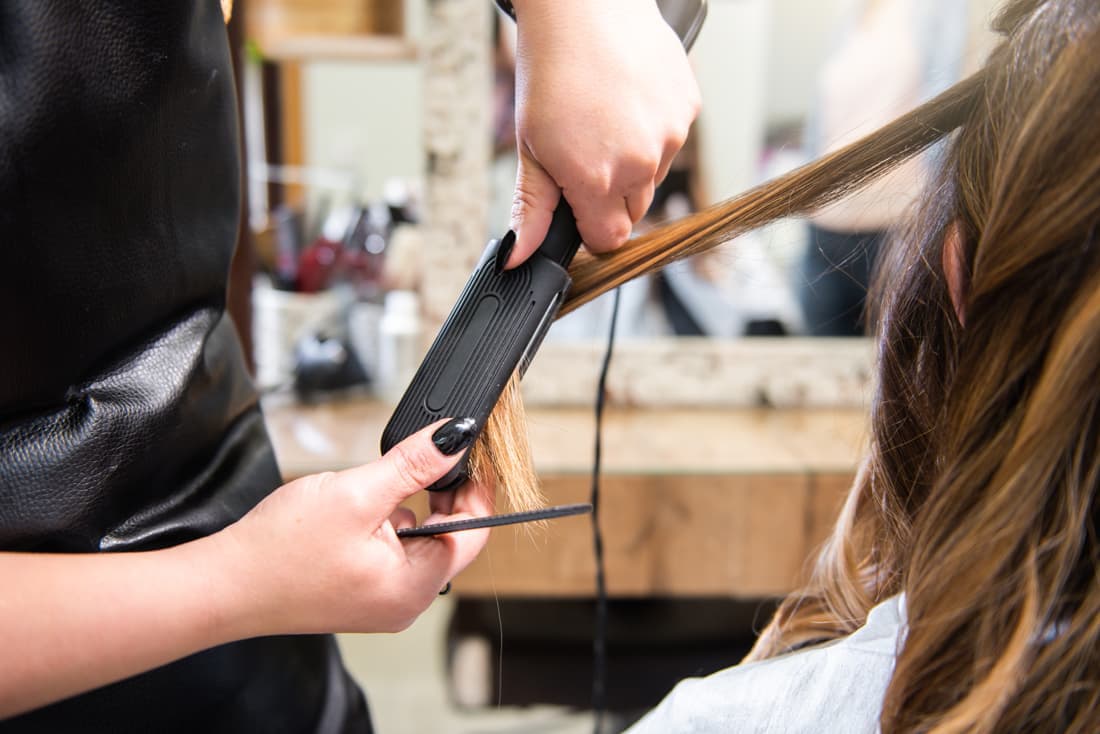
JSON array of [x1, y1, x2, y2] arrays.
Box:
[[613, 219, 633, 245], [511, 186, 557, 223], [388, 618, 414, 634], [510, 189, 538, 219], [616, 153, 660, 187], [579, 225, 609, 252], [583, 218, 630, 252], [571, 165, 613, 199], [670, 122, 691, 150], [379, 616, 409, 634], [687, 85, 702, 117]]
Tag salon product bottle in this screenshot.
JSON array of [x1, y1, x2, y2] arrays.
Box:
[[343, 202, 390, 302], [272, 204, 302, 290], [297, 206, 355, 293], [376, 290, 422, 403]]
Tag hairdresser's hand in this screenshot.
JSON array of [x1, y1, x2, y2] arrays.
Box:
[[218, 419, 492, 636], [505, 0, 700, 267]]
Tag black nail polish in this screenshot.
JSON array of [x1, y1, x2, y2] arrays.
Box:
[[494, 230, 516, 275], [432, 417, 477, 456]]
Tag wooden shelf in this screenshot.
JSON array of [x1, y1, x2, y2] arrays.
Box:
[[263, 398, 867, 478], [262, 397, 864, 597], [257, 34, 418, 62]]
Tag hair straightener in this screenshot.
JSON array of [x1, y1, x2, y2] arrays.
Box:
[[382, 0, 707, 533]]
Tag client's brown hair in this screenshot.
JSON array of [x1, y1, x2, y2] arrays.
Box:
[[474, 0, 1100, 728]]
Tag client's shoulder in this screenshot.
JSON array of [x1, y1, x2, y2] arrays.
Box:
[[627, 595, 906, 734]]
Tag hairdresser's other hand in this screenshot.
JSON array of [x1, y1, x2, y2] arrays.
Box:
[[505, 0, 700, 267], [217, 419, 491, 636]]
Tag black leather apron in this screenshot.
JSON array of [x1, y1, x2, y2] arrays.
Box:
[[0, 1, 369, 730]]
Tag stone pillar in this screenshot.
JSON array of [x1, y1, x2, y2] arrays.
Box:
[[421, 0, 492, 327]]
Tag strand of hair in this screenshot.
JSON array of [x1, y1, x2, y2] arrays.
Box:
[[559, 70, 987, 317]]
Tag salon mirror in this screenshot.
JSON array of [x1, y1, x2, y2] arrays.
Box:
[[242, 0, 999, 408]]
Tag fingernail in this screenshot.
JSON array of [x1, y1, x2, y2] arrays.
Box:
[[432, 417, 477, 456], [494, 229, 516, 275]]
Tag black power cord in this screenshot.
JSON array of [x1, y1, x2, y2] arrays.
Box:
[[592, 287, 622, 734]]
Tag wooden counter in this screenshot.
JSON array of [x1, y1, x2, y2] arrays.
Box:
[[264, 397, 867, 598]]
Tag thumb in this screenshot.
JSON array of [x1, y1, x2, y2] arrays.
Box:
[[342, 418, 477, 520], [508, 147, 562, 268]]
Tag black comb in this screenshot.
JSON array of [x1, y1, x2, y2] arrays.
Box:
[[396, 503, 593, 537]]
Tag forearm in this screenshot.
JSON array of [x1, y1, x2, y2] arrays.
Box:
[[509, 0, 658, 25], [0, 533, 249, 718]]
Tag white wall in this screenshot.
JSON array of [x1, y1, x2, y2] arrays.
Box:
[[692, 0, 771, 204], [300, 0, 426, 204], [302, 60, 423, 202], [692, 0, 855, 204], [294, 0, 998, 210], [764, 0, 850, 125]]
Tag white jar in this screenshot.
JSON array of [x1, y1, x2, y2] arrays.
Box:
[[376, 290, 422, 403]]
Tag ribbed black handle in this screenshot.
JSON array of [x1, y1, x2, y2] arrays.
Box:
[[535, 199, 584, 269]]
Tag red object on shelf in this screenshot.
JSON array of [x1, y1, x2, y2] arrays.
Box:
[[296, 236, 344, 293]]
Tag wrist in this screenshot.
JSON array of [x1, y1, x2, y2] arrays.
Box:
[[177, 530, 264, 644]]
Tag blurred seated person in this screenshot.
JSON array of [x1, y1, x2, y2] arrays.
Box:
[[800, 0, 989, 335]]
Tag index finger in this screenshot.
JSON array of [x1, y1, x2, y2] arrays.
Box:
[[571, 191, 634, 253], [401, 515, 491, 592]]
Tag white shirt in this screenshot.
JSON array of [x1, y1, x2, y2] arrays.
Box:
[[626, 595, 906, 734]]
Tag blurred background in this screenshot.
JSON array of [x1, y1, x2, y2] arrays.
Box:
[[222, 1, 1001, 731]]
